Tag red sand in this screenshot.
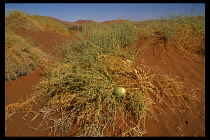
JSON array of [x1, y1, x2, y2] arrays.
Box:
[[134, 40, 205, 137], [5, 20, 205, 137]]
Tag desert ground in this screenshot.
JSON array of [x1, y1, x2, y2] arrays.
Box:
[[5, 12, 205, 137]]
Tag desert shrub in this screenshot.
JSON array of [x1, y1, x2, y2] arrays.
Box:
[[22, 53, 154, 136], [5, 29, 49, 82], [78, 21, 140, 61], [83, 21, 139, 47], [133, 21, 156, 39], [172, 15, 205, 63], [67, 25, 83, 31], [111, 20, 140, 47]]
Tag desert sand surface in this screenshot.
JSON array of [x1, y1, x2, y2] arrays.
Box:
[[136, 40, 205, 137], [5, 18, 205, 137]]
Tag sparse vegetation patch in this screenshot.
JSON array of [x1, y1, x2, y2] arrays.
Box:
[[136, 12, 205, 63]]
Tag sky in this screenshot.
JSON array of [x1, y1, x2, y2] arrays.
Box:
[[5, 3, 205, 22]]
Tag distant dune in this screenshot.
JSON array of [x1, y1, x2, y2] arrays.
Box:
[[74, 20, 95, 25], [43, 16, 162, 27], [43, 16, 95, 26], [43, 15, 204, 28]]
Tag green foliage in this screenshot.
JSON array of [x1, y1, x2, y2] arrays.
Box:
[[77, 21, 140, 61], [82, 21, 139, 47], [67, 25, 83, 31], [111, 20, 139, 47]]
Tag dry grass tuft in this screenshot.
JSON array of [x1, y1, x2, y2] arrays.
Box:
[[173, 23, 205, 63], [5, 29, 49, 82], [5, 10, 69, 34], [5, 10, 44, 32]]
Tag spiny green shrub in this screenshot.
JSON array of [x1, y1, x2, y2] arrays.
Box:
[[29, 52, 153, 136], [77, 21, 140, 61], [111, 20, 140, 47], [15, 20, 152, 136]]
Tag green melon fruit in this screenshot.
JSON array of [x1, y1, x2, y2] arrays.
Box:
[[125, 59, 132, 64], [114, 87, 126, 97]]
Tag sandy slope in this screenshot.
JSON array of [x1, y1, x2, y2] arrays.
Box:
[[5, 21, 205, 137], [134, 40, 205, 136], [5, 29, 74, 136]]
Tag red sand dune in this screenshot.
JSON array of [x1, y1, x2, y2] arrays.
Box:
[[73, 20, 95, 25], [42, 16, 74, 26], [5, 18, 205, 137], [43, 16, 95, 26]]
